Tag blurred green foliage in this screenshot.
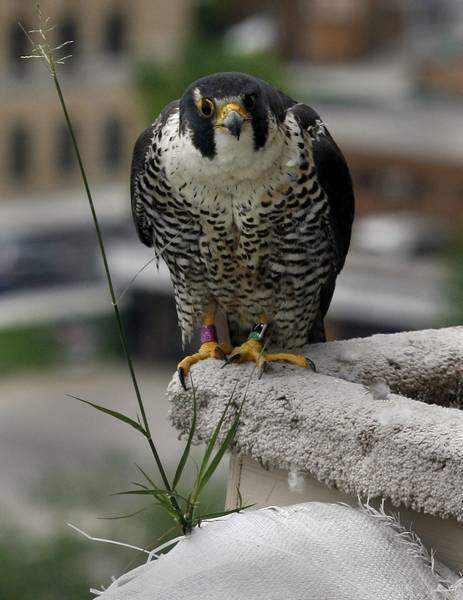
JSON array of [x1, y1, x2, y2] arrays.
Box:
[[0, 460, 166, 599], [195, 0, 230, 41], [0, 325, 61, 374], [0, 317, 120, 375], [0, 514, 170, 600], [0, 457, 225, 599], [0, 528, 137, 600], [0, 530, 96, 600]]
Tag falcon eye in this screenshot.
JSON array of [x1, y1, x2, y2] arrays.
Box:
[[243, 93, 257, 111], [198, 98, 215, 118]]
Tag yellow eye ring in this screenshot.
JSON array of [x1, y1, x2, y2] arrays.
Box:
[[198, 97, 215, 118]]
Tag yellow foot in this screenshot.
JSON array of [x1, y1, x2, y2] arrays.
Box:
[[177, 341, 233, 389], [227, 339, 316, 377]]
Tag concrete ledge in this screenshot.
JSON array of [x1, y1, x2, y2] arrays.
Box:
[[169, 327, 463, 522], [305, 326, 463, 407]]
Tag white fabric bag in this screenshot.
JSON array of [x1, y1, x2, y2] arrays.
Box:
[[97, 502, 462, 599]]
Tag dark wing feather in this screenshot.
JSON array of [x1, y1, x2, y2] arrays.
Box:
[[290, 103, 355, 334], [290, 103, 355, 274], [130, 100, 180, 247]]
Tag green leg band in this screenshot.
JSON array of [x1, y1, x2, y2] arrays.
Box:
[[248, 322, 269, 342]]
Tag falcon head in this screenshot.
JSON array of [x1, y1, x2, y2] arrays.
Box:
[[179, 72, 291, 163]]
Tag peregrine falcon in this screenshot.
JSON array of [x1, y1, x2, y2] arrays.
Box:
[[131, 72, 354, 388]]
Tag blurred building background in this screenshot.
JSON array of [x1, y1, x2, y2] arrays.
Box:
[[1, 1, 462, 598], [1, 0, 188, 194]]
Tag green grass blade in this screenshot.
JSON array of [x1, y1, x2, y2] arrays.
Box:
[[195, 505, 255, 522], [67, 395, 146, 436], [131, 481, 149, 490], [133, 467, 190, 505], [97, 508, 146, 520], [135, 464, 159, 490], [112, 489, 162, 497], [155, 489, 191, 503], [195, 413, 240, 498], [113, 488, 177, 515], [197, 382, 238, 481], [114, 486, 189, 504], [172, 376, 197, 490], [113, 488, 173, 500]]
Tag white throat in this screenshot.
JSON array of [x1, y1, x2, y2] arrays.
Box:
[[164, 113, 288, 187]]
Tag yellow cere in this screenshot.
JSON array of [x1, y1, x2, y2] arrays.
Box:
[[215, 101, 248, 125]]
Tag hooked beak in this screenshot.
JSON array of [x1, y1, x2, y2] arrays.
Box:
[[223, 111, 244, 140], [215, 102, 248, 140]]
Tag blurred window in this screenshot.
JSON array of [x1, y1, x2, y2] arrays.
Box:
[[355, 167, 424, 202], [57, 16, 78, 69], [354, 168, 376, 190], [9, 124, 30, 181], [379, 168, 423, 202], [103, 12, 126, 55], [311, 0, 367, 20], [9, 20, 29, 76], [56, 122, 75, 175], [102, 117, 123, 171]]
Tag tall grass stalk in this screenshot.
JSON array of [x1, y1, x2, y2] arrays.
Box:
[[20, 4, 251, 537], [19, 5, 180, 519]]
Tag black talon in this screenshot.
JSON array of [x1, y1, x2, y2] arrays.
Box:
[[228, 353, 241, 364], [221, 356, 234, 368], [222, 353, 241, 367], [215, 346, 228, 362], [178, 367, 187, 390], [306, 357, 317, 372]]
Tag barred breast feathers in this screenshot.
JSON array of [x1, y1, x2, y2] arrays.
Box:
[[132, 102, 342, 349]]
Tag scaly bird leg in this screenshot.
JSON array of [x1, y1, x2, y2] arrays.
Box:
[[177, 309, 233, 389], [227, 319, 316, 377]]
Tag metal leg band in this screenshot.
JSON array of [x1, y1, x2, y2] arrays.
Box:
[[247, 322, 269, 342]]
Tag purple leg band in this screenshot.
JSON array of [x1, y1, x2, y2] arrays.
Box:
[[200, 324, 218, 344]]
